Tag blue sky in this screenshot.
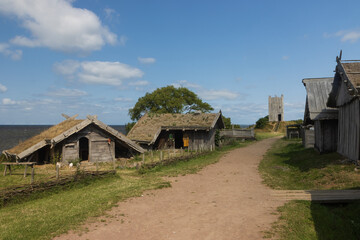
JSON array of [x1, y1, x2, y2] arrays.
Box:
[[1, 0, 360, 125]]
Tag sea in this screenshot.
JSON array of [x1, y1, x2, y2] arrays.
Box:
[[0, 125, 126, 153]]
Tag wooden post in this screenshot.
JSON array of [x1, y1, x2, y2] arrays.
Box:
[[96, 159, 99, 172], [31, 166, 34, 184], [3, 165, 7, 176], [113, 158, 116, 171], [24, 164, 28, 177], [160, 151, 163, 161], [151, 150, 154, 162], [142, 153, 145, 163], [56, 164, 59, 180], [168, 149, 170, 159]]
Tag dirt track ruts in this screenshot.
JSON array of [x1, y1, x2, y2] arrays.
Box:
[[55, 137, 285, 240]]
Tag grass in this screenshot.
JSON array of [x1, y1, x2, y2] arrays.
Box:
[[269, 201, 360, 240], [260, 138, 360, 239], [259, 138, 360, 190], [0, 139, 252, 240], [255, 130, 284, 141]]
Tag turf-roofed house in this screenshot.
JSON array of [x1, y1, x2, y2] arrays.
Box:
[[327, 53, 360, 162], [127, 111, 225, 150], [302, 77, 338, 152], [2, 115, 144, 164]]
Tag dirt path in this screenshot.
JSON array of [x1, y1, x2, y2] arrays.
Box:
[[55, 137, 285, 240]]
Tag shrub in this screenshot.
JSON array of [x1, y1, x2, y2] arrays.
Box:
[[255, 115, 269, 129]]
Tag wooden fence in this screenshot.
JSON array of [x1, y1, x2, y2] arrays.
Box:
[[220, 129, 255, 139]]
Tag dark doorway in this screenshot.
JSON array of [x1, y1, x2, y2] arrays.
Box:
[[278, 114, 282, 121], [174, 131, 184, 149], [79, 137, 89, 161], [38, 145, 50, 164]]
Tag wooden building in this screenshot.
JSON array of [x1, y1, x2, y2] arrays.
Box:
[[303, 78, 338, 153], [127, 112, 225, 150], [327, 54, 360, 161], [268, 95, 284, 122], [2, 115, 144, 164]]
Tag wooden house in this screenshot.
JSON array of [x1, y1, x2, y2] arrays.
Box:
[[2, 115, 144, 164], [303, 78, 338, 153], [327, 54, 360, 162], [127, 112, 225, 150]]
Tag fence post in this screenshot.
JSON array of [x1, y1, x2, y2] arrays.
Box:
[[142, 153, 145, 163], [24, 164, 28, 177], [96, 159, 99, 172], [160, 151, 163, 161], [56, 163, 59, 180], [168, 149, 170, 159], [151, 150, 154, 162], [31, 166, 34, 184]]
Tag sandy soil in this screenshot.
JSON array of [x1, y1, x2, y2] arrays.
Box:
[[55, 137, 285, 240]]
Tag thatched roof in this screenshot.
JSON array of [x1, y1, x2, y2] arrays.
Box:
[[7, 120, 82, 155], [302, 78, 338, 123], [341, 61, 360, 89], [127, 112, 224, 144], [4, 116, 145, 160]]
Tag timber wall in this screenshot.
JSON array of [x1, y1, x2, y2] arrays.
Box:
[[220, 129, 254, 139], [314, 120, 338, 153], [337, 99, 360, 161], [302, 128, 315, 149]]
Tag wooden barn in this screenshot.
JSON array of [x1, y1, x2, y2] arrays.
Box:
[[127, 112, 225, 150], [303, 78, 338, 153], [327, 54, 360, 162], [2, 115, 144, 164]]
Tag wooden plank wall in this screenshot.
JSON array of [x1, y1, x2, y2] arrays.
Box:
[[338, 98, 360, 161], [220, 129, 254, 139], [314, 120, 338, 153], [302, 128, 315, 148]]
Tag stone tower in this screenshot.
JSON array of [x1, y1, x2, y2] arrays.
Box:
[[268, 95, 284, 122]]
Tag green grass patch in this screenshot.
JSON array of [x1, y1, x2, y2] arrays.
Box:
[[259, 138, 360, 190], [261, 138, 360, 239], [268, 201, 360, 240], [255, 131, 284, 141], [0, 139, 254, 240]]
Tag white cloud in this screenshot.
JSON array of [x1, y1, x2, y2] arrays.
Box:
[[339, 31, 360, 43], [53, 60, 80, 76], [138, 57, 156, 64], [0, 83, 7, 93], [0, 0, 117, 53], [104, 8, 119, 21], [54, 60, 144, 86], [114, 97, 132, 102], [282, 55, 289, 60], [46, 88, 87, 97], [2, 98, 17, 105], [325, 29, 360, 43], [172, 80, 201, 89], [200, 90, 239, 100], [129, 80, 149, 86], [0, 43, 22, 60]]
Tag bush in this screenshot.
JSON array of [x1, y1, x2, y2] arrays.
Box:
[[255, 115, 269, 129]]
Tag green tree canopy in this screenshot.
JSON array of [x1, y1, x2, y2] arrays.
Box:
[[129, 85, 214, 121]]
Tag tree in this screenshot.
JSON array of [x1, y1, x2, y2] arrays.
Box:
[[129, 85, 213, 121], [255, 115, 269, 129], [222, 116, 232, 129]]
